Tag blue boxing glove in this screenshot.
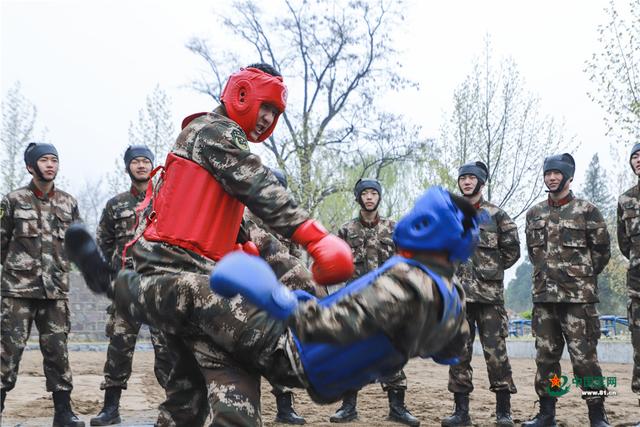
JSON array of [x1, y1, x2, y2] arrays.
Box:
[[210, 252, 299, 320], [431, 355, 460, 366]]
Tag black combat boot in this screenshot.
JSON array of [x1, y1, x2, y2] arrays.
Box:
[[388, 389, 420, 426], [441, 393, 471, 427], [90, 387, 122, 426], [275, 391, 305, 425], [52, 390, 85, 427], [495, 391, 514, 426], [329, 391, 358, 423], [587, 399, 611, 427], [64, 224, 115, 296], [522, 396, 557, 427]]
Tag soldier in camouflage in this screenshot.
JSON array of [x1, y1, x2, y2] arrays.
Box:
[[68, 186, 475, 427], [91, 145, 176, 426], [616, 142, 640, 411], [329, 178, 419, 426], [1, 143, 84, 427], [66, 63, 355, 426], [524, 153, 611, 427], [442, 161, 519, 427]]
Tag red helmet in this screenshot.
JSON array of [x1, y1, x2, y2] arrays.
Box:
[[220, 67, 287, 142]]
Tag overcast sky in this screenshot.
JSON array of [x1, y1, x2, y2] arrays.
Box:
[[0, 0, 626, 196]]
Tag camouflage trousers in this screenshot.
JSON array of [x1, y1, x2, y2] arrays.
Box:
[[629, 298, 640, 395], [448, 302, 516, 394], [532, 302, 605, 402], [0, 297, 73, 392], [101, 304, 172, 392], [113, 269, 303, 427]]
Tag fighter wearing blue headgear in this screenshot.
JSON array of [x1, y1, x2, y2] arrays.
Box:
[[65, 186, 480, 425]]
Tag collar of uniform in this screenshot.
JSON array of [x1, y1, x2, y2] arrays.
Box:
[[359, 212, 380, 228], [29, 180, 55, 200], [473, 197, 484, 210], [130, 185, 142, 198], [547, 191, 574, 208]]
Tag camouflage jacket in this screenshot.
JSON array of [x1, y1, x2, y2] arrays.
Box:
[[96, 186, 145, 271], [291, 255, 469, 361], [337, 214, 396, 280], [617, 182, 640, 298], [132, 107, 309, 276], [1, 181, 81, 299], [242, 210, 317, 295], [525, 192, 610, 303], [456, 199, 520, 304]]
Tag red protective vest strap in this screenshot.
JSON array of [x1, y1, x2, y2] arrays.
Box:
[[141, 153, 245, 261]]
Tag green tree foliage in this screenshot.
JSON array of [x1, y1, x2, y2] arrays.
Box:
[[505, 257, 533, 313]]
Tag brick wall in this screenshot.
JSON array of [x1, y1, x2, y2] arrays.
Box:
[[31, 272, 150, 342]]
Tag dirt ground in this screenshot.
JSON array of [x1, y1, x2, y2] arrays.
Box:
[[1, 350, 638, 427]]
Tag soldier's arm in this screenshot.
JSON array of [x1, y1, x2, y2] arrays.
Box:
[[290, 267, 419, 344], [246, 214, 319, 295], [96, 202, 116, 263], [586, 205, 611, 275], [197, 124, 308, 237], [617, 201, 630, 259], [337, 224, 349, 242], [524, 211, 535, 262], [0, 197, 14, 265], [497, 211, 520, 269]]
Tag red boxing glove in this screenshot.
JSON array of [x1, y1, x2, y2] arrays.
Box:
[[232, 241, 260, 257], [291, 220, 354, 285]]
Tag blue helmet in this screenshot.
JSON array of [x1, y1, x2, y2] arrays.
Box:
[[393, 187, 481, 262]]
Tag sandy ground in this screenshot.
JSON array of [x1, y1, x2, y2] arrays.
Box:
[[1, 350, 638, 427]]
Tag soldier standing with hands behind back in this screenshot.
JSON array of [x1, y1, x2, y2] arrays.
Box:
[[443, 161, 519, 427], [1, 143, 84, 427], [330, 178, 419, 426], [524, 153, 611, 427]]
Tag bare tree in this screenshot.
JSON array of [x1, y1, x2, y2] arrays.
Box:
[[186, 0, 429, 216], [76, 177, 109, 235], [1, 82, 37, 194], [439, 38, 571, 219], [128, 84, 175, 162], [585, 0, 640, 192]]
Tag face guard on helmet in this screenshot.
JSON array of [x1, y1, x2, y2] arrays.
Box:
[[354, 178, 382, 212], [393, 186, 481, 263], [543, 153, 575, 194], [457, 161, 488, 196], [24, 142, 59, 182], [220, 67, 287, 143]]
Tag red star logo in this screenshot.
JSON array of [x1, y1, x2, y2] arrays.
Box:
[[550, 374, 562, 388]]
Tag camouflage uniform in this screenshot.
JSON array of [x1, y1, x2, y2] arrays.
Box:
[[96, 186, 172, 392], [115, 251, 468, 426], [448, 198, 520, 395], [525, 191, 611, 401], [336, 215, 407, 391], [616, 182, 640, 395], [0, 181, 80, 394], [114, 108, 311, 426]]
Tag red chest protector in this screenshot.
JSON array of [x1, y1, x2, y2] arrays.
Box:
[[142, 152, 245, 261]]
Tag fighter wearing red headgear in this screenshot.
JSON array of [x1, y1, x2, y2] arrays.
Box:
[[67, 63, 354, 426]]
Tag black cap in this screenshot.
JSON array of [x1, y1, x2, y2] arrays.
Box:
[[354, 178, 382, 198], [124, 145, 154, 167], [458, 161, 489, 184], [24, 142, 58, 168], [543, 153, 575, 178], [630, 143, 640, 160]]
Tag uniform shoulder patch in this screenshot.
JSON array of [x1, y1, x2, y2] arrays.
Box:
[[230, 128, 249, 151]]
